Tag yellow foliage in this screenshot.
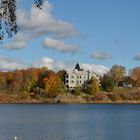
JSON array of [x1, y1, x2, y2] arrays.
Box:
[[43, 73, 62, 97], [87, 76, 100, 95]]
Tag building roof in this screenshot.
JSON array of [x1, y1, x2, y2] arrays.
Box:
[[75, 63, 81, 71]]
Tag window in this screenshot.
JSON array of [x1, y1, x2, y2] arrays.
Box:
[[71, 75, 74, 78], [71, 80, 74, 83], [80, 76, 82, 79]]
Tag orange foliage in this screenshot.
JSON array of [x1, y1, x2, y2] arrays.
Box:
[[44, 72, 62, 97], [131, 67, 140, 86]]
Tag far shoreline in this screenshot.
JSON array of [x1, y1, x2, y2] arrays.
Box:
[[0, 99, 140, 104]]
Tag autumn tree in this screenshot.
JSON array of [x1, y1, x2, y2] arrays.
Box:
[[109, 65, 126, 87], [57, 70, 66, 83], [38, 67, 48, 88], [5, 72, 14, 92], [130, 67, 140, 86], [44, 72, 63, 97], [87, 76, 100, 95], [22, 68, 39, 92], [11, 70, 23, 94], [0, 0, 46, 42], [0, 72, 7, 91]]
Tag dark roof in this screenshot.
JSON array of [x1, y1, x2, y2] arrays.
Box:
[[75, 63, 80, 71]]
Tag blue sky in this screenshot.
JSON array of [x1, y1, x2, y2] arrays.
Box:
[[1, 0, 140, 74]]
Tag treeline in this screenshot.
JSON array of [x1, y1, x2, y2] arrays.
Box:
[[71, 65, 140, 96], [101, 65, 140, 91], [0, 67, 66, 99], [0, 64, 140, 102], [95, 65, 140, 101]]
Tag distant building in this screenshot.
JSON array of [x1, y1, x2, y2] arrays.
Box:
[[65, 63, 99, 90], [122, 82, 132, 88]]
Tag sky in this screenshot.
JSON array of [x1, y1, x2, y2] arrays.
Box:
[[1, 0, 140, 75]]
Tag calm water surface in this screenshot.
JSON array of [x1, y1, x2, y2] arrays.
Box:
[[0, 104, 139, 140]]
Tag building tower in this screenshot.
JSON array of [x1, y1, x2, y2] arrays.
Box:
[[75, 63, 81, 71]]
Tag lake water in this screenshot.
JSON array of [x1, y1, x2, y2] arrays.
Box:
[[0, 104, 140, 140]]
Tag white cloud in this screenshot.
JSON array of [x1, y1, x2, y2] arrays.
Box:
[[81, 63, 109, 76], [91, 51, 112, 60], [34, 56, 109, 76], [33, 57, 71, 70], [0, 57, 27, 71], [5, 41, 26, 49], [0, 56, 109, 76], [4, 1, 80, 50], [17, 1, 80, 38], [43, 38, 80, 53], [36, 57, 55, 70], [133, 54, 140, 61]]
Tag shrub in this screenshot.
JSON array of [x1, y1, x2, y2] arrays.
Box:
[[73, 85, 81, 95], [19, 90, 29, 100]]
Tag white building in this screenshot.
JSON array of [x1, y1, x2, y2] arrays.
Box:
[[65, 63, 99, 90]]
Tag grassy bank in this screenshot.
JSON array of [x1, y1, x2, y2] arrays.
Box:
[[0, 92, 140, 104]]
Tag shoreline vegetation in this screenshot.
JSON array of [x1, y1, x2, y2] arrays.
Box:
[[0, 92, 140, 104], [0, 65, 140, 104]]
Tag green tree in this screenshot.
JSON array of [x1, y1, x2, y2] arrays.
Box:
[[110, 65, 126, 87], [87, 76, 100, 95], [101, 74, 115, 92], [74, 84, 81, 95], [57, 70, 67, 92]]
